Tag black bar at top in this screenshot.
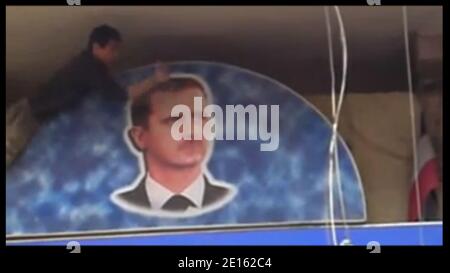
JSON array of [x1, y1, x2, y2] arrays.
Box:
[[4, 0, 446, 6]]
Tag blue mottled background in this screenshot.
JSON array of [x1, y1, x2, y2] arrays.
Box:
[[6, 62, 366, 236]]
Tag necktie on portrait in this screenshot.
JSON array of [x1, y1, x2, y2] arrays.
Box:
[[162, 195, 197, 211]]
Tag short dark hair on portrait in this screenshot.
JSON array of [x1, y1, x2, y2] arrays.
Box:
[[88, 24, 121, 51], [130, 77, 207, 128]]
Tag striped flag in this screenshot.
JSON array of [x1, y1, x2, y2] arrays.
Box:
[[408, 134, 440, 221]]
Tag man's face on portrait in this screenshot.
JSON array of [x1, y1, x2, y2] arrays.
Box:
[[129, 86, 210, 169]]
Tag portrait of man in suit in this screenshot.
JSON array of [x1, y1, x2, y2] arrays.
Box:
[[111, 74, 236, 217]]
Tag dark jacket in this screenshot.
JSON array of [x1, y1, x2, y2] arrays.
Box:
[[29, 50, 127, 123], [114, 175, 232, 212]]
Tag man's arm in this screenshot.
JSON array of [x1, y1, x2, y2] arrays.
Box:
[[91, 67, 128, 101], [127, 63, 170, 100], [127, 77, 158, 100], [93, 62, 170, 101]]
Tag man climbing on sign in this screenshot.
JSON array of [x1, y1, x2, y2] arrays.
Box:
[[6, 24, 170, 168]]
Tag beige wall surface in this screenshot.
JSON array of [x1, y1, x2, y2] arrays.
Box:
[[306, 93, 421, 223]]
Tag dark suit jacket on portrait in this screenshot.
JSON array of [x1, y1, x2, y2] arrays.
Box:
[[113, 175, 232, 213]]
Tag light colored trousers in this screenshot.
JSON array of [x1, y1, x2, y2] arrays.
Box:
[[5, 98, 40, 168]]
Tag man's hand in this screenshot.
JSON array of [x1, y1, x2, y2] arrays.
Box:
[[153, 62, 170, 83], [127, 62, 171, 101]]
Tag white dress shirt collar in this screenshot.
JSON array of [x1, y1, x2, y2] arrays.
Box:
[[145, 173, 205, 210]]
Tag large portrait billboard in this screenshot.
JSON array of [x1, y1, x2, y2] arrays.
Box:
[[6, 62, 366, 238]]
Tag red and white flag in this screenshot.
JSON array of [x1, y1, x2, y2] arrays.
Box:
[[408, 135, 440, 221]]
